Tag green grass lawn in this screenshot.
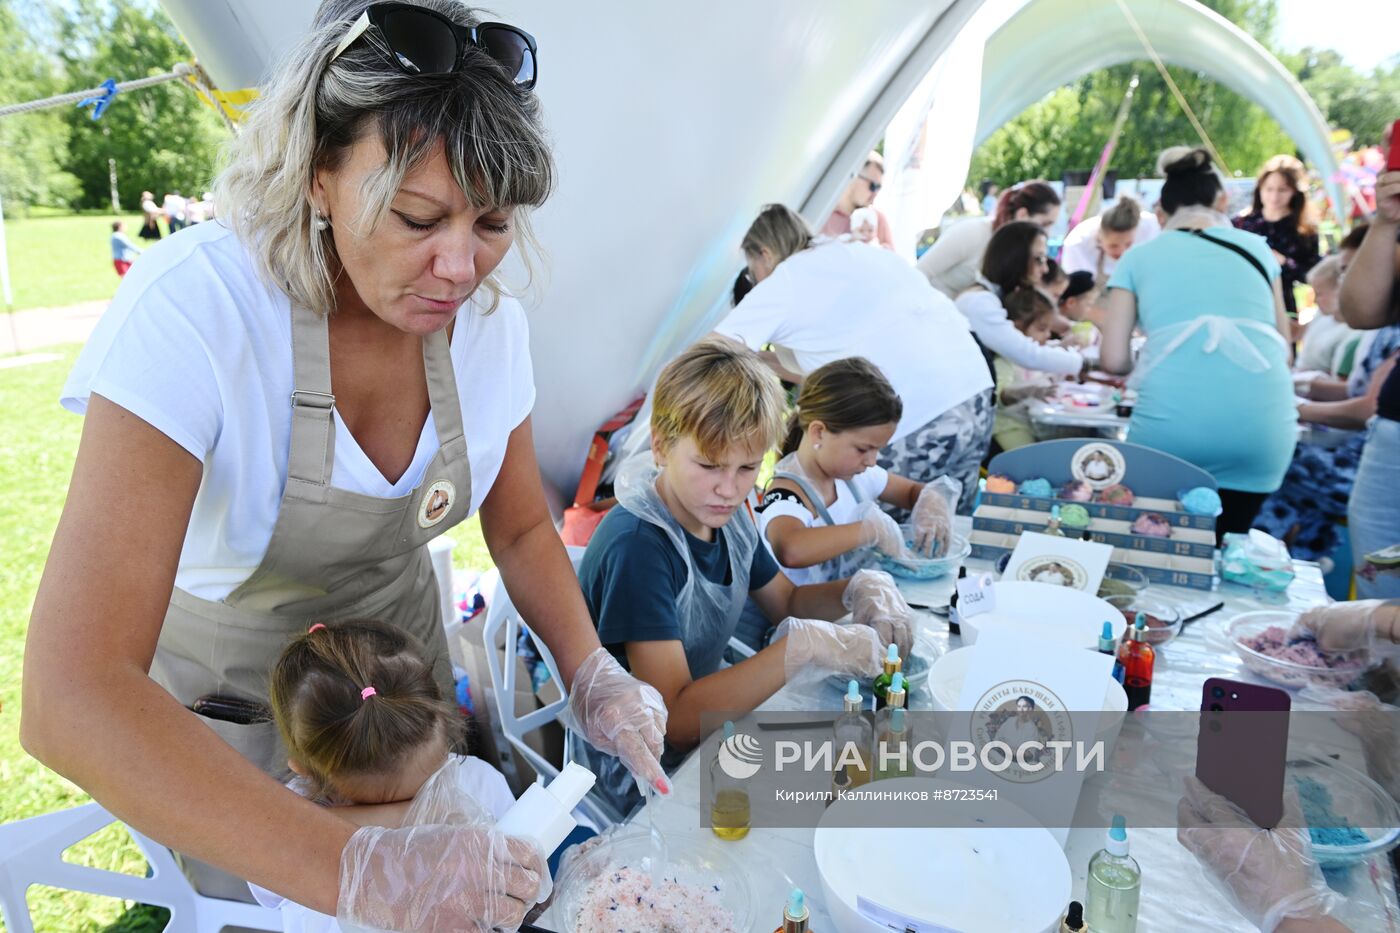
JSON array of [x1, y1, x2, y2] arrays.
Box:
[[0, 347, 493, 931], [1, 213, 148, 311]]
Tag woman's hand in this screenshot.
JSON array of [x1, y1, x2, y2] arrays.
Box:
[[567, 647, 670, 795], [1375, 170, 1400, 226], [1177, 776, 1340, 932], [1287, 600, 1391, 653], [842, 569, 914, 658], [338, 823, 546, 932], [776, 617, 883, 681]]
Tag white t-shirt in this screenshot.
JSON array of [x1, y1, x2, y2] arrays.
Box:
[[716, 239, 992, 441], [955, 288, 1083, 375], [916, 216, 993, 299], [1059, 211, 1161, 279], [1297, 313, 1354, 374], [756, 460, 889, 585], [61, 221, 535, 600], [249, 754, 515, 933]]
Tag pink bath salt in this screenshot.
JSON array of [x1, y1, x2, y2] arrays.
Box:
[[1131, 512, 1172, 538], [1059, 480, 1094, 501], [576, 866, 738, 933], [1242, 626, 1364, 670]]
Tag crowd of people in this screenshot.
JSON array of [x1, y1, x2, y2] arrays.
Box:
[[24, 0, 1400, 930]]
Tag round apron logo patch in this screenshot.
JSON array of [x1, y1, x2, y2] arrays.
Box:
[[417, 480, 456, 528]]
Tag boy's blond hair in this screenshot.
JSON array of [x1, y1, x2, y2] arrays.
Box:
[[651, 337, 786, 461]]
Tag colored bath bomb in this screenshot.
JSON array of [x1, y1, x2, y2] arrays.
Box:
[[1059, 504, 1091, 529], [1098, 483, 1135, 506], [1018, 477, 1053, 498], [1181, 486, 1223, 516], [1131, 512, 1172, 537], [1059, 479, 1093, 502], [985, 474, 1017, 494]]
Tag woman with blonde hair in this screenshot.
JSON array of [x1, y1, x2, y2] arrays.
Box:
[[1233, 153, 1321, 317], [24, 3, 667, 929]]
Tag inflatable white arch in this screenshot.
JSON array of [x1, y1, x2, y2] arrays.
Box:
[[159, 0, 1335, 500]]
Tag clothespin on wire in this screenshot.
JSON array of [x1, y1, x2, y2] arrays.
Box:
[[76, 79, 118, 120]]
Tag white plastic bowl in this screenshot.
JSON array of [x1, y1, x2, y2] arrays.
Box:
[[814, 777, 1071, 933], [961, 581, 1126, 650]]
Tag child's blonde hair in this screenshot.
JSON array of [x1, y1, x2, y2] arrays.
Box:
[[651, 337, 786, 460], [269, 619, 461, 797]]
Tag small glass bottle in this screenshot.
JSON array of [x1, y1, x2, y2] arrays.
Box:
[[1044, 504, 1065, 537], [874, 674, 910, 781], [833, 680, 872, 788], [872, 643, 903, 709], [948, 565, 968, 636], [709, 721, 751, 841], [1117, 613, 1155, 711], [1085, 815, 1140, 932], [773, 887, 812, 933], [1098, 621, 1117, 656]]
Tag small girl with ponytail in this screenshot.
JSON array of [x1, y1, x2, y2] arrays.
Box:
[[756, 357, 959, 584], [250, 618, 521, 930]]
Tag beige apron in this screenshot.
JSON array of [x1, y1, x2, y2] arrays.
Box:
[[153, 302, 472, 899]]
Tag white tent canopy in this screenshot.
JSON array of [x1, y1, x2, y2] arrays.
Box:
[[159, 0, 1336, 501]]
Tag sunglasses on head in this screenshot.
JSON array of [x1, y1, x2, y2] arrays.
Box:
[[859, 174, 882, 193], [329, 2, 537, 88]]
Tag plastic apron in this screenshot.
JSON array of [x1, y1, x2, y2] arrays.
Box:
[[153, 302, 471, 897], [580, 461, 757, 814], [769, 451, 869, 581], [1127, 315, 1289, 391]]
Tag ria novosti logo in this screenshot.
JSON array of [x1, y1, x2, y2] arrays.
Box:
[[717, 728, 764, 780]]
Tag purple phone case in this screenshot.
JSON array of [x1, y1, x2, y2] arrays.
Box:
[[1196, 677, 1290, 829]]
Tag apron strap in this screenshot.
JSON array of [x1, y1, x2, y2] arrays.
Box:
[[773, 470, 837, 526], [287, 304, 335, 489], [422, 327, 466, 445]]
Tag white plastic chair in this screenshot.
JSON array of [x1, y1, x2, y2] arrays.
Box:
[[480, 545, 628, 828], [0, 803, 281, 933]]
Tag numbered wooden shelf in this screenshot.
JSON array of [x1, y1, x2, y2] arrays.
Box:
[[973, 439, 1219, 591]]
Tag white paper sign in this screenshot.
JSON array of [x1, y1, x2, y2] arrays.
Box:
[[955, 572, 996, 618], [953, 626, 1115, 846], [1002, 531, 1112, 595]]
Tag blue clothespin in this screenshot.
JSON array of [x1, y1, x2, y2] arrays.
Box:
[[76, 79, 118, 120]]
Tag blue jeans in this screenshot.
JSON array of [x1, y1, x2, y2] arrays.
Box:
[[1347, 416, 1400, 599]]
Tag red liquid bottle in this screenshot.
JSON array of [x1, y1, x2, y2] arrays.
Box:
[[1117, 613, 1155, 711]]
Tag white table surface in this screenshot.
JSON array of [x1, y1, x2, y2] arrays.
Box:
[[566, 552, 1400, 933]]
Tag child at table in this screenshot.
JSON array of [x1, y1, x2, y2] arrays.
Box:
[[249, 619, 539, 932], [575, 338, 909, 816], [1058, 270, 1102, 348], [992, 287, 1061, 453], [756, 357, 959, 585]]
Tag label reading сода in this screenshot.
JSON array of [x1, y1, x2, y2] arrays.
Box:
[[955, 572, 996, 618]]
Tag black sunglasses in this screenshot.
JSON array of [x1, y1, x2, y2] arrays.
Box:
[[859, 173, 882, 193], [330, 3, 538, 89]]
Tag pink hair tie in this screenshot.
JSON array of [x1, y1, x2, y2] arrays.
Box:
[[360, 686, 377, 701], [308, 623, 326, 633]]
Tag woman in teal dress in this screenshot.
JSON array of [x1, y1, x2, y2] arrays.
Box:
[[1100, 148, 1296, 537]]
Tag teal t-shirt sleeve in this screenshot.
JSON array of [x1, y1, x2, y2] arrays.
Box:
[[585, 516, 687, 649]]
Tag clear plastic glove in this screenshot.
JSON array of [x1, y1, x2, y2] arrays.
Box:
[[910, 479, 957, 557], [338, 822, 546, 933], [776, 617, 883, 682], [1176, 775, 1341, 932], [1299, 684, 1400, 804], [1287, 600, 1386, 653], [404, 755, 499, 827], [842, 569, 914, 659], [855, 501, 906, 558], [566, 647, 670, 796]]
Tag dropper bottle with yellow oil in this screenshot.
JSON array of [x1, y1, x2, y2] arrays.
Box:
[[709, 720, 751, 840]]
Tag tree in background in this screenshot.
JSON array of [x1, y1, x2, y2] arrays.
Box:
[[967, 0, 1360, 189], [1289, 47, 1400, 148], [0, 0, 80, 212], [58, 0, 227, 210]]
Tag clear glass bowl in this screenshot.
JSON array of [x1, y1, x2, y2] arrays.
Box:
[[1105, 594, 1182, 648], [1096, 563, 1150, 599], [1288, 754, 1400, 866], [551, 829, 754, 932], [872, 529, 971, 580], [1225, 611, 1368, 689]]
